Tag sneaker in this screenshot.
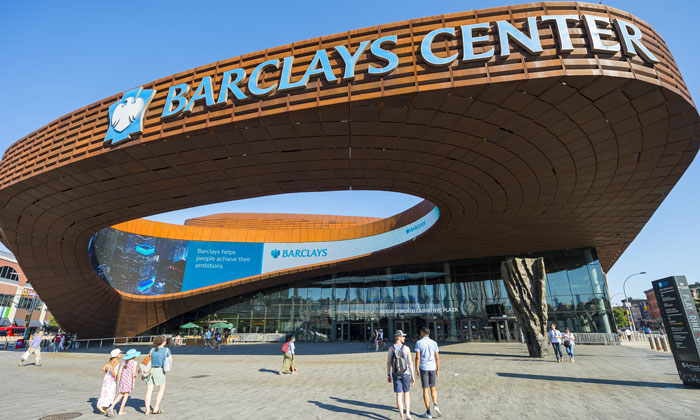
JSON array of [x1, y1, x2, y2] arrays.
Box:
[[420, 412, 432, 419], [433, 406, 442, 417]]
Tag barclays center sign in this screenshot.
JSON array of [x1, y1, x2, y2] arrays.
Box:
[[105, 13, 658, 144]]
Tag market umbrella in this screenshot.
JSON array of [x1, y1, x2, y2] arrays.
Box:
[[179, 322, 200, 338], [210, 322, 233, 330]]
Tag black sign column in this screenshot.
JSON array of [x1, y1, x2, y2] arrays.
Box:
[[652, 276, 700, 388]]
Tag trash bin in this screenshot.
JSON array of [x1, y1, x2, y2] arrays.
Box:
[[15, 338, 24, 349]]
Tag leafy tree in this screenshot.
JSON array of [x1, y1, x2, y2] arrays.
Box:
[[613, 307, 629, 328], [48, 315, 60, 328]]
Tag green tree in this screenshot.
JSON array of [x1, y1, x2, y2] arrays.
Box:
[[48, 315, 60, 328], [613, 307, 629, 328]]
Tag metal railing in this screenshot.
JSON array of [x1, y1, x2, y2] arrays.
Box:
[[574, 333, 620, 345], [73, 332, 287, 349]]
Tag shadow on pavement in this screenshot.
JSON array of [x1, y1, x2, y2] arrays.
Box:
[[259, 368, 280, 375], [496, 372, 685, 388], [87, 397, 147, 414], [308, 400, 392, 420], [329, 397, 396, 412], [57, 342, 414, 356]]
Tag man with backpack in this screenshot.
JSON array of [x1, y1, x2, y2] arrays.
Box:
[[386, 330, 415, 420]]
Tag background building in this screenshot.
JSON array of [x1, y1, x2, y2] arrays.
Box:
[[0, 250, 50, 328]]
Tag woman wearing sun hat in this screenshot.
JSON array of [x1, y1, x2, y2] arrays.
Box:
[[97, 348, 122, 415], [108, 348, 141, 416]]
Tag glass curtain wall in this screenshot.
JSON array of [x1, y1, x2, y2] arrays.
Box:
[[161, 248, 614, 341]]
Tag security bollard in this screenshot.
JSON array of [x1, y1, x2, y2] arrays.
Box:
[[660, 335, 669, 352], [653, 336, 662, 351], [648, 336, 656, 350]]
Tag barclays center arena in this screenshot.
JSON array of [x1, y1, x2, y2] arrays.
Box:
[[0, 2, 698, 340]]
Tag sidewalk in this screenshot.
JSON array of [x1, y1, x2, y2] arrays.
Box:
[[0, 341, 696, 419]]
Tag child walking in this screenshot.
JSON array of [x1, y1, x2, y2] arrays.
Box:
[[97, 349, 122, 415], [109, 349, 141, 416]]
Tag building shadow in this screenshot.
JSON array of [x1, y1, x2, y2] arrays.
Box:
[[308, 400, 392, 420], [66, 342, 402, 356], [496, 372, 685, 389]]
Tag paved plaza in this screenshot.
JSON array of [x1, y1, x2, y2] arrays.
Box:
[[0, 340, 697, 420]]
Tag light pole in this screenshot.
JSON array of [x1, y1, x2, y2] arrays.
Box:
[[622, 272, 647, 332]]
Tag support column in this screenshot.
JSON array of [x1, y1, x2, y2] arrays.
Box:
[[500, 257, 549, 358], [443, 262, 458, 342]]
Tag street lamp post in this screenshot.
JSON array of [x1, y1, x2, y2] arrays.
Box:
[[622, 272, 647, 332]]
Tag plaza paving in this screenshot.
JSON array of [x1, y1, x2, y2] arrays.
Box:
[[0, 340, 697, 420]]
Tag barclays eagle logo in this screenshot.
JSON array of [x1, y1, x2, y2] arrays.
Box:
[[104, 86, 156, 144], [271, 249, 281, 259]]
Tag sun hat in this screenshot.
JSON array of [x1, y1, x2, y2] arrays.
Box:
[[123, 349, 141, 360], [394, 330, 407, 338], [110, 348, 122, 358]]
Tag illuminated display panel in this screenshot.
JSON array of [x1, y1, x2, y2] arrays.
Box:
[[90, 207, 439, 295]]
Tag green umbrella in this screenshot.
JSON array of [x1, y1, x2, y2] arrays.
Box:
[[179, 322, 199, 329], [210, 322, 233, 329]]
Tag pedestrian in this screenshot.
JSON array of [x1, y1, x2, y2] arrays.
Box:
[[214, 328, 222, 351], [548, 323, 563, 363], [387, 329, 415, 420], [562, 327, 575, 363], [625, 328, 633, 341], [109, 348, 141, 416], [54, 332, 61, 351], [373, 328, 379, 351], [19, 330, 44, 367], [415, 327, 442, 418], [144, 335, 172, 415], [378, 328, 384, 349], [279, 335, 296, 375], [70, 333, 78, 350], [204, 329, 212, 349], [60, 333, 66, 351], [97, 348, 122, 415]]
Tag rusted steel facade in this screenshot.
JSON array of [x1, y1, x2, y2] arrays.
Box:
[[0, 2, 698, 337]]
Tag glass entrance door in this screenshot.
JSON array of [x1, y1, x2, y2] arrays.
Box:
[[349, 323, 364, 341], [428, 320, 445, 341], [336, 322, 350, 341]]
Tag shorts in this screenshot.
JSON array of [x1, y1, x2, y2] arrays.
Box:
[[392, 372, 411, 393], [420, 369, 437, 388], [146, 367, 166, 386]]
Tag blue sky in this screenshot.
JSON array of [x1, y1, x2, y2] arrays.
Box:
[[1, 1, 698, 301]]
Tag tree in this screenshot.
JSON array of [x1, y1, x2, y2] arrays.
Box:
[[613, 307, 629, 328], [48, 315, 60, 328]]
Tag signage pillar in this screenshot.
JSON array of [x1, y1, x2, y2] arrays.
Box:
[[652, 276, 700, 388]]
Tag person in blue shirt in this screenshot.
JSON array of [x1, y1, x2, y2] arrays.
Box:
[[415, 327, 442, 418], [19, 330, 44, 367], [144, 335, 172, 415]]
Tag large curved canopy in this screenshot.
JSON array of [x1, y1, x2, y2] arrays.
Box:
[[0, 2, 698, 337]]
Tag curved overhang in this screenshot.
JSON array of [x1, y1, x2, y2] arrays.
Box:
[[0, 2, 698, 337]]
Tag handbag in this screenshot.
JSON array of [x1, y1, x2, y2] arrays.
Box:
[[564, 340, 571, 348], [163, 348, 172, 373], [140, 350, 152, 380]]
